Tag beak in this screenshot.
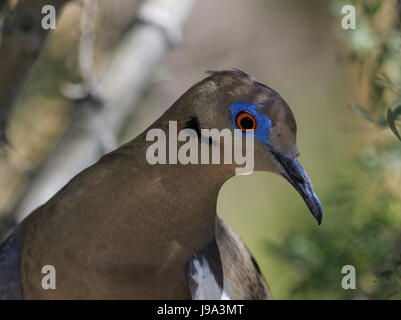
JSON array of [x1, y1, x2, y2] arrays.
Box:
[[269, 146, 323, 225]]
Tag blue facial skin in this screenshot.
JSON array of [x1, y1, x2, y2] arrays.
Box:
[[231, 102, 273, 145]]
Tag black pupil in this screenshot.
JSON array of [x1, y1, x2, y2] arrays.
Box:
[[240, 116, 254, 129]]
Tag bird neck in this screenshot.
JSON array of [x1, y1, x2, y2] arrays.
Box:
[[119, 133, 234, 255]]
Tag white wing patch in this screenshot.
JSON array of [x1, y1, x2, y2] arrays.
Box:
[[189, 255, 231, 300]]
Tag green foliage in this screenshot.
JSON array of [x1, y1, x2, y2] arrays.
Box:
[[267, 170, 401, 299], [268, 0, 401, 299], [335, 0, 401, 140], [387, 105, 401, 141]]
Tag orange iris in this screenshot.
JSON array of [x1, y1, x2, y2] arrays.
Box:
[[236, 112, 256, 132]]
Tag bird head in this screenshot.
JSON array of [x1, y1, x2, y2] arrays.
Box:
[[174, 69, 323, 225]]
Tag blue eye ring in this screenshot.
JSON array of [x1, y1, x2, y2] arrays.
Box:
[[236, 112, 256, 132]]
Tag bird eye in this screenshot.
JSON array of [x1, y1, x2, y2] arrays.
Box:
[[236, 112, 256, 132]]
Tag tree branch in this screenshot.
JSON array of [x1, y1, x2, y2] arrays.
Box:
[[0, 0, 72, 144], [0, 0, 196, 240]]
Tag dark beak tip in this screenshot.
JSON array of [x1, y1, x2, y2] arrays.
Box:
[[317, 213, 322, 226], [314, 203, 323, 226]]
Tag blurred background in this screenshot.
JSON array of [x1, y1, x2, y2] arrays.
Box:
[[0, 0, 400, 299]]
